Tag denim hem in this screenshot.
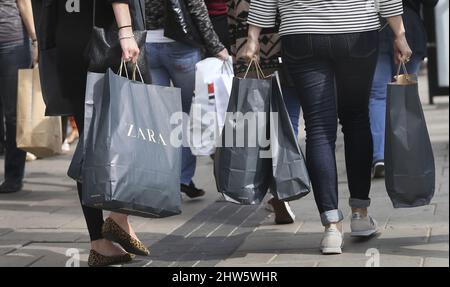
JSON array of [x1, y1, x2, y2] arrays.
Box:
[[349, 198, 371, 208], [320, 209, 344, 226]]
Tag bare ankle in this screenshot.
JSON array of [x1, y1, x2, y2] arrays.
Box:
[[108, 212, 128, 224]]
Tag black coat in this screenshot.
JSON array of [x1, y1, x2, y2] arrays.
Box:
[[32, 0, 145, 116]]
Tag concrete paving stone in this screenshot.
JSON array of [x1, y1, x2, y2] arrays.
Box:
[[0, 214, 79, 229], [216, 252, 279, 267], [0, 229, 83, 242], [0, 228, 13, 237], [0, 253, 42, 267], [269, 252, 329, 266], [437, 182, 449, 197], [10, 242, 91, 267], [376, 226, 429, 246], [423, 257, 449, 267], [433, 202, 449, 223], [376, 253, 423, 267], [385, 205, 436, 228], [254, 220, 304, 235], [317, 257, 369, 267], [266, 261, 317, 267], [0, 240, 29, 255], [236, 233, 323, 253], [59, 217, 88, 230], [429, 226, 449, 244]]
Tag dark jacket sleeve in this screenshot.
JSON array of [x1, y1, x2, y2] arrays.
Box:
[[107, 0, 129, 3], [420, 0, 439, 7], [186, 0, 225, 55], [106, 0, 146, 31]]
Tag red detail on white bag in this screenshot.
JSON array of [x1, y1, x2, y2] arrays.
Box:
[[208, 83, 215, 94]]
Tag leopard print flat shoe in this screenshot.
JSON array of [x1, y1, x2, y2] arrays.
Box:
[[102, 218, 150, 256], [88, 250, 134, 267]]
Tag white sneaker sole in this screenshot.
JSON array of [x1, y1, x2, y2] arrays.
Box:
[[321, 247, 343, 254], [351, 229, 378, 237]]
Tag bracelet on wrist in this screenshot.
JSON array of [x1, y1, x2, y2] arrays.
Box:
[[119, 35, 134, 41], [118, 25, 132, 31]]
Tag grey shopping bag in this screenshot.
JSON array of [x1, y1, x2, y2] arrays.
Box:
[[385, 64, 435, 208], [269, 73, 311, 201], [214, 62, 272, 205], [67, 72, 105, 182], [82, 67, 182, 218]]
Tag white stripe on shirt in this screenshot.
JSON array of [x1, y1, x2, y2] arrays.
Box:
[[247, 0, 404, 35]]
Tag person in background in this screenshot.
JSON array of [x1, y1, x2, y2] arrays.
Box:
[[228, 0, 301, 225], [145, 0, 228, 199], [369, 0, 439, 178], [0, 0, 37, 194], [245, 0, 412, 254], [0, 104, 5, 156], [205, 0, 230, 53]]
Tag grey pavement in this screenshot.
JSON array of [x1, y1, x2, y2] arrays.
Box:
[[0, 76, 448, 267]]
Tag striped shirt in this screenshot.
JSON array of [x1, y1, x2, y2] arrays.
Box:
[[248, 0, 404, 35]]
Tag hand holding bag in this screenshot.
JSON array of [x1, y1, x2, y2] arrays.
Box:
[[385, 63, 435, 208], [87, 0, 151, 83]]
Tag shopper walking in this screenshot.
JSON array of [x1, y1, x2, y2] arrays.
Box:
[[369, 0, 438, 178], [245, 0, 412, 254], [206, 0, 230, 52], [145, 0, 228, 199], [228, 0, 301, 225], [0, 0, 37, 193], [33, 0, 149, 267]]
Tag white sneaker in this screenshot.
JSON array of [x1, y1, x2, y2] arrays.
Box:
[[61, 139, 70, 153], [350, 212, 378, 237], [372, 161, 385, 179], [320, 224, 343, 254], [26, 152, 37, 161]]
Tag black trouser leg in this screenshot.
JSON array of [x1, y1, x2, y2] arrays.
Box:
[[73, 103, 104, 242]]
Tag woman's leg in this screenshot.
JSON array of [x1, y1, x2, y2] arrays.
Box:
[[163, 42, 202, 187], [282, 35, 343, 226], [0, 40, 30, 192], [281, 86, 301, 137], [72, 110, 104, 242], [334, 31, 379, 215], [72, 92, 127, 256], [369, 52, 394, 167]]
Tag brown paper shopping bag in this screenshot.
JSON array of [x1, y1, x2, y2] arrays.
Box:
[[16, 66, 62, 158]]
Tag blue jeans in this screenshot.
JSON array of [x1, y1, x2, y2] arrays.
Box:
[[0, 39, 31, 184], [282, 32, 378, 226], [369, 52, 423, 164], [146, 42, 202, 185], [282, 87, 301, 137]]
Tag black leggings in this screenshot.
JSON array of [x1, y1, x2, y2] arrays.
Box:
[[73, 108, 104, 241]]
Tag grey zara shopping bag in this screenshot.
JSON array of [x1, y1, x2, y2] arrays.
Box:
[[82, 66, 182, 218]]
